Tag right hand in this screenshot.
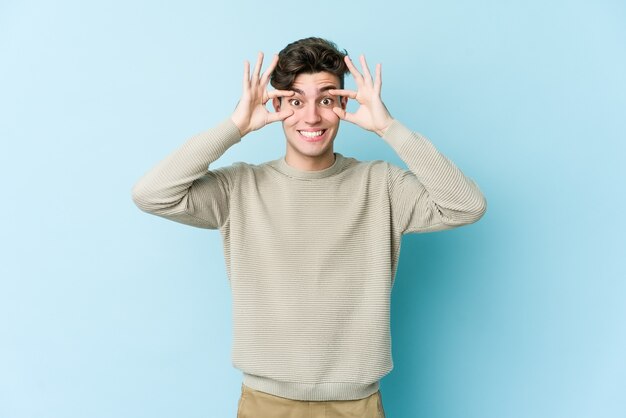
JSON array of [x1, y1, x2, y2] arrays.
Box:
[[230, 52, 294, 137]]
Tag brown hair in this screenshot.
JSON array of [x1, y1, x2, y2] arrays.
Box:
[[270, 37, 349, 90]]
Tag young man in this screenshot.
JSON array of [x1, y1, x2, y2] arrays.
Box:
[[132, 37, 486, 417]]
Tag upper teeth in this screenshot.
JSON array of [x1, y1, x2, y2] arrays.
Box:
[[300, 130, 323, 138]]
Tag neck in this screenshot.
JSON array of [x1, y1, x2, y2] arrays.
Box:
[[284, 151, 336, 172]]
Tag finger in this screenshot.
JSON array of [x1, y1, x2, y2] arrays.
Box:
[[266, 109, 294, 124], [332, 106, 346, 120], [375, 63, 382, 93], [332, 107, 355, 124], [260, 54, 278, 86], [344, 56, 363, 82], [263, 89, 294, 105], [242, 60, 250, 89], [328, 89, 357, 99], [266, 89, 295, 100], [252, 51, 264, 82], [360, 55, 372, 83]]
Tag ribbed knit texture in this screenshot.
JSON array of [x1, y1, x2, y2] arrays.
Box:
[[132, 118, 486, 401]]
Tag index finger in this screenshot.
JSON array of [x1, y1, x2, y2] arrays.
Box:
[[328, 89, 357, 99], [266, 89, 294, 100]]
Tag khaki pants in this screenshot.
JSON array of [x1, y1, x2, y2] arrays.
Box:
[[236, 384, 386, 418]]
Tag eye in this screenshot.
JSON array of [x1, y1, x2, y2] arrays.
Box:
[[320, 97, 334, 106], [288, 98, 302, 107]]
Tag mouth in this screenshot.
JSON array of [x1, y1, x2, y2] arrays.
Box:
[[298, 129, 327, 142]]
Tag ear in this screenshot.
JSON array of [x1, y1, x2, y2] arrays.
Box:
[[272, 97, 281, 112], [340, 96, 348, 110]]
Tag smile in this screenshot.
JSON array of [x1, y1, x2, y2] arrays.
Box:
[[298, 130, 326, 141]]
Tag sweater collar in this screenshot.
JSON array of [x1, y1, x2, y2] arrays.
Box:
[[272, 152, 347, 179]]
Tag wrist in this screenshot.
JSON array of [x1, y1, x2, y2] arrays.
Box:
[[375, 117, 394, 137], [230, 115, 249, 138]]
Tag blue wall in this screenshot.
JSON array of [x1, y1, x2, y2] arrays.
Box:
[[1, 1, 624, 417]]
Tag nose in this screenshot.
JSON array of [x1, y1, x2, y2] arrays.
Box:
[[303, 103, 322, 125]]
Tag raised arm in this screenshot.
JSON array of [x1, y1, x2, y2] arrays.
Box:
[[330, 54, 486, 233], [131, 52, 294, 229]]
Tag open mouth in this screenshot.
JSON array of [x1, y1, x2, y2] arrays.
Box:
[[298, 129, 327, 141]]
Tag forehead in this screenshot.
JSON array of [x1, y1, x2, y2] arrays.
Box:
[[291, 72, 340, 94]]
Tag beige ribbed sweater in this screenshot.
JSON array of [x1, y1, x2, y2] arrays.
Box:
[[132, 117, 486, 401]]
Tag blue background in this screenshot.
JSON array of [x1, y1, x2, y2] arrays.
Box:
[[1, 1, 625, 417]]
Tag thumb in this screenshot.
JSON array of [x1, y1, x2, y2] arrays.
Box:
[[267, 109, 294, 124], [333, 107, 354, 124]]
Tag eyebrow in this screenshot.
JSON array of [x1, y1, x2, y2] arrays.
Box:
[[292, 85, 337, 96]]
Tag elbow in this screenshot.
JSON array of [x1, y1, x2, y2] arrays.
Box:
[[468, 194, 487, 223], [131, 181, 153, 213], [460, 193, 487, 225], [131, 181, 187, 217], [441, 193, 487, 227]]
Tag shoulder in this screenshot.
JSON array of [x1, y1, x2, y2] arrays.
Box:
[[202, 161, 257, 186], [342, 156, 398, 176], [217, 159, 284, 182]]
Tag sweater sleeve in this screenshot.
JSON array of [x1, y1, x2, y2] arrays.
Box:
[[131, 118, 242, 229], [381, 119, 487, 234]]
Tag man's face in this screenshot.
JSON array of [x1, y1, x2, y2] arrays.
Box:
[[273, 72, 347, 169]]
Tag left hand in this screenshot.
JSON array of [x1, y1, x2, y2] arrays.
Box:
[[329, 55, 394, 137]]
